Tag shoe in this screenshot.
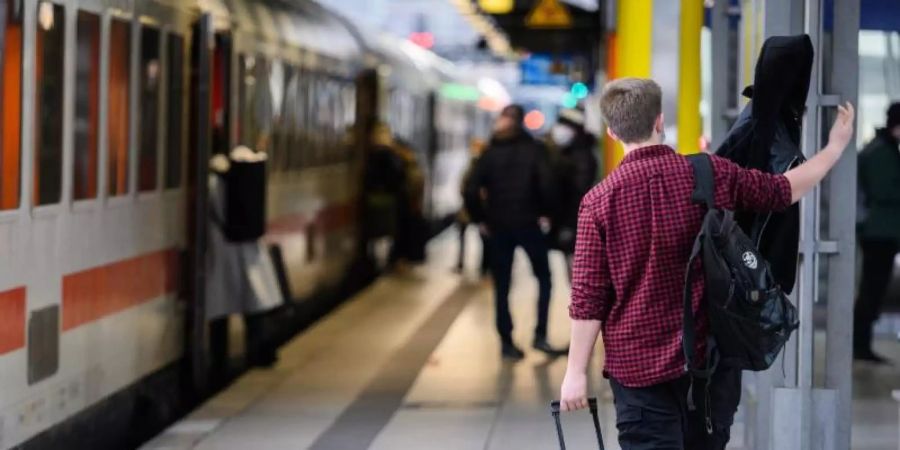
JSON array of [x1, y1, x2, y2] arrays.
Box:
[[853, 349, 891, 365], [533, 338, 569, 357], [501, 342, 525, 360]]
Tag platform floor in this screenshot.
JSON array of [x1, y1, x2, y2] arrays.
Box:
[[144, 231, 899, 450]]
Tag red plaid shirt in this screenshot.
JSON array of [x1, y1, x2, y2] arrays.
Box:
[[569, 145, 791, 387]]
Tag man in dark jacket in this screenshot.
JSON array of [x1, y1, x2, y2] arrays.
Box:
[[549, 107, 599, 277], [854, 103, 900, 363], [465, 104, 565, 359]]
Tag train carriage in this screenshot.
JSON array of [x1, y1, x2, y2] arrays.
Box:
[[0, 0, 492, 448]]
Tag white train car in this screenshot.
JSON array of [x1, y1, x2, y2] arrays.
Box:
[[0, 0, 490, 448]]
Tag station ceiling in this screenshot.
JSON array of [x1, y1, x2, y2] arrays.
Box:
[[480, 0, 604, 56]]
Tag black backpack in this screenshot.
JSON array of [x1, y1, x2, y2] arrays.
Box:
[[682, 154, 799, 380]]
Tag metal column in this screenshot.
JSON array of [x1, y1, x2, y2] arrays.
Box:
[[766, 0, 859, 449], [823, 2, 860, 449], [709, 0, 738, 150]]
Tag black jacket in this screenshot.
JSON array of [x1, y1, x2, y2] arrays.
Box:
[[464, 131, 557, 231], [551, 133, 598, 252], [715, 34, 813, 294]]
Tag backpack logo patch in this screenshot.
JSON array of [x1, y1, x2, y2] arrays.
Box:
[[742, 251, 758, 270]]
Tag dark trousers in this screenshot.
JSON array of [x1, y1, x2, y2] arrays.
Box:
[[609, 367, 742, 450], [854, 239, 899, 353], [488, 226, 552, 343]]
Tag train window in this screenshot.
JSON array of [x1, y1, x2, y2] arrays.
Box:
[[33, 2, 64, 205], [239, 55, 273, 154], [108, 19, 131, 196], [1, 1, 22, 210], [138, 25, 160, 192], [279, 66, 300, 173], [165, 33, 184, 189], [73, 11, 100, 200]]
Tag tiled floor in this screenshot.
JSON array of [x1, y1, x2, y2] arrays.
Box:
[[143, 231, 900, 450]]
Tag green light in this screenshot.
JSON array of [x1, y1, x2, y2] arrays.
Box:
[[440, 83, 480, 102], [562, 93, 578, 109], [571, 82, 589, 99]]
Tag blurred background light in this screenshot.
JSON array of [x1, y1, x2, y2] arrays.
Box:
[[524, 110, 545, 130]]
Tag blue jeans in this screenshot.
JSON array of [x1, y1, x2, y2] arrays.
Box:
[[488, 226, 552, 343]]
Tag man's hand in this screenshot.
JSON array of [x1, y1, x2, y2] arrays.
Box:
[[827, 102, 855, 153], [559, 371, 588, 412], [786, 102, 856, 203]]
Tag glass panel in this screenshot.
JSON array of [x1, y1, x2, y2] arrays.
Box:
[[1, 2, 22, 210], [73, 11, 100, 200], [138, 25, 160, 191], [239, 55, 273, 153], [108, 19, 130, 196], [165, 33, 184, 189], [33, 1, 64, 205]]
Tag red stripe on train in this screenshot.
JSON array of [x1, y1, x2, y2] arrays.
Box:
[[62, 250, 179, 331], [0, 287, 25, 354], [266, 201, 357, 236]]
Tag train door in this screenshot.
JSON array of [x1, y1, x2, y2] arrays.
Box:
[[186, 12, 237, 392], [186, 13, 212, 394], [207, 31, 233, 379]]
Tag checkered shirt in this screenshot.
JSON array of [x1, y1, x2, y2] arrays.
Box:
[[569, 145, 792, 387]]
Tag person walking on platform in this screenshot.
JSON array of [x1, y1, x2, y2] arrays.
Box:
[[559, 78, 855, 449], [854, 102, 900, 364], [548, 107, 599, 278], [465, 104, 567, 360], [456, 138, 490, 276]]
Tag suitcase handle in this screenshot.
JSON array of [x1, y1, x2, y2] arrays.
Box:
[[550, 398, 605, 450]]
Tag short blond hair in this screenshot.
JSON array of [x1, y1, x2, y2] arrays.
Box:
[[600, 78, 662, 144]]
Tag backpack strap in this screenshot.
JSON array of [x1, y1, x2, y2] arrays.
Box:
[[682, 228, 704, 377], [687, 154, 715, 209], [683, 154, 720, 415]]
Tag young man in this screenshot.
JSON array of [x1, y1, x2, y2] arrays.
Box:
[[854, 102, 900, 364], [559, 78, 854, 449]]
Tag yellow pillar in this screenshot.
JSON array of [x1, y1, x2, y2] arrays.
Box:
[[604, 0, 653, 174], [677, 0, 703, 154]]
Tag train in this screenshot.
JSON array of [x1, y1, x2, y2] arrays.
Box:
[[0, 0, 497, 448]]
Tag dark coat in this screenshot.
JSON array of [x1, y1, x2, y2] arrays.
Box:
[[858, 129, 900, 242], [464, 131, 558, 231], [551, 133, 598, 253], [715, 34, 814, 294]]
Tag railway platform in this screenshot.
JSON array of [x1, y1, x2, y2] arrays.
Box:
[[142, 231, 899, 450]]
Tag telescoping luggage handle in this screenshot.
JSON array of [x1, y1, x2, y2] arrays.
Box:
[[550, 398, 605, 450]]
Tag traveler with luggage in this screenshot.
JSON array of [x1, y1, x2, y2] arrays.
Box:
[[464, 104, 567, 360], [854, 102, 900, 364], [559, 78, 855, 449]]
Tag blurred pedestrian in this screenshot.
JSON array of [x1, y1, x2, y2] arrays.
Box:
[[854, 102, 900, 364], [464, 104, 566, 360], [548, 107, 599, 278], [393, 137, 428, 265], [456, 138, 490, 276], [363, 123, 409, 269]]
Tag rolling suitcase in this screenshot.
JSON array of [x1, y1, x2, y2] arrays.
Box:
[[550, 398, 605, 450]]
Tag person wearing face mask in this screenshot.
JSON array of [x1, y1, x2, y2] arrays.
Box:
[[548, 107, 599, 277]]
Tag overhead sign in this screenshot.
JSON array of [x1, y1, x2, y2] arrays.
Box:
[[520, 54, 572, 86], [525, 0, 572, 28]]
